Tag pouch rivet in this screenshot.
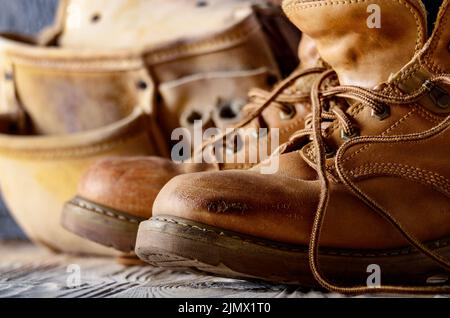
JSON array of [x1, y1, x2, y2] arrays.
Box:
[[196, 1, 208, 7], [136, 80, 148, 90], [91, 13, 101, 23]]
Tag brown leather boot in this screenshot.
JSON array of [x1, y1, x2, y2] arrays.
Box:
[[61, 35, 330, 252], [136, 0, 450, 294]]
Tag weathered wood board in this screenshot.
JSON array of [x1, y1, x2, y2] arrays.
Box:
[[0, 241, 334, 298], [1, 242, 448, 298]]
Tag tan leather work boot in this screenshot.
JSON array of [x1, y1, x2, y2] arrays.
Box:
[[136, 0, 450, 294], [0, 0, 298, 255], [61, 35, 331, 253]]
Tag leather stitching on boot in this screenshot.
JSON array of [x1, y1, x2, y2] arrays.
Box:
[[70, 199, 143, 224], [349, 162, 450, 196], [0, 131, 146, 158]]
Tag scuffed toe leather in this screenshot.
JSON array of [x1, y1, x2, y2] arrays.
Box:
[[153, 170, 323, 246], [78, 157, 184, 218]]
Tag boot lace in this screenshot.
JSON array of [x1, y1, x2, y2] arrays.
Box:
[[303, 71, 450, 294]]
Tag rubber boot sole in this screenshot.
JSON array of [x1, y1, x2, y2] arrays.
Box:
[[61, 197, 146, 253], [135, 216, 450, 287]]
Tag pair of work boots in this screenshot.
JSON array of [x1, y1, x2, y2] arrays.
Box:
[[0, 0, 300, 255], [65, 0, 450, 294]]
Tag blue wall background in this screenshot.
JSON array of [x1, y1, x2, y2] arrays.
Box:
[[0, 0, 58, 239], [0, 0, 58, 34]]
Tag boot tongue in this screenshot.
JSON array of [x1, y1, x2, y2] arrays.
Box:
[[283, 0, 427, 88], [297, 34, 322, 69]]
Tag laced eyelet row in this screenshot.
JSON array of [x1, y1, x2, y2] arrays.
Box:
[[307, 69, 450, 295]]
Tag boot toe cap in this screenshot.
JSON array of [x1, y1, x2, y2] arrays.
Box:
[[153, 170, 321, 245], [78, 156, 183, 218]]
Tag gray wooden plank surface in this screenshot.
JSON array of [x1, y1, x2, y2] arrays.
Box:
[[0, 241, 449, 298], [1, 242, 448, 298], [0, 241, 334, 298]]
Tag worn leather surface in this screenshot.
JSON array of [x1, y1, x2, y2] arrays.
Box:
[[152, 0, 450, 250], [283, 0, 427, 88], [56, 0, 266, 49], [0, 40, 150, 135]]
